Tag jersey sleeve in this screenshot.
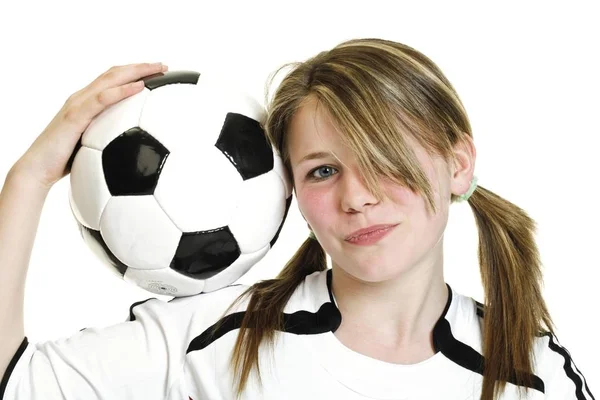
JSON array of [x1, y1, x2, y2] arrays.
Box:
[[0, 289, 240, 400], [536, 332, 596, 399]]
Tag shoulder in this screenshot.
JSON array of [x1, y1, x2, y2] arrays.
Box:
[[468, 299, 594, 398], [124, 269, 332, 344], [531, 331, 595, 398], [166, 283, 251, 312], [126, 284, 252, 335], [1, 284, 254, 400]]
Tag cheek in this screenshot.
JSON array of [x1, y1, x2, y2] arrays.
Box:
[[381, 180, 419, 207], [296, 185, 334, 225], [383, 181, 444, 220]]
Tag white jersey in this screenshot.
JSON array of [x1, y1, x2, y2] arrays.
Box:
[[1, 269, 595, 399]]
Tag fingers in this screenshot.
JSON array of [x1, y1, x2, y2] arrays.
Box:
[[64, 63, 168, 126], [99, 62, 168, 89], [76, 80, 147, 123], [71, 63, 165, 101], [80, 63, 166, 96]]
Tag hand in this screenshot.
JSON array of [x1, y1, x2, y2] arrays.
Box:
[[11, 62, 169, 189]]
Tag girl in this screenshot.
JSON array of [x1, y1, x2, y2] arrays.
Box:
[[0, 38, 594, 399]]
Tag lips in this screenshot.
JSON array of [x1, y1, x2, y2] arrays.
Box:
[[344, 224, 399, 241]]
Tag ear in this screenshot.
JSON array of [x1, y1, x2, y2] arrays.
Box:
[[450, 134, 477, 197]]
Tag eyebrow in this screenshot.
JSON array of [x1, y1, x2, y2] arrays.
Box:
[[297, 151, 334, 165]]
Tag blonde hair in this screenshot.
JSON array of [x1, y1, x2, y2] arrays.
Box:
[[215, 38, 555, 400]]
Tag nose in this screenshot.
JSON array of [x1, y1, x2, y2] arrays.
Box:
[[340, 169, 379, 213]]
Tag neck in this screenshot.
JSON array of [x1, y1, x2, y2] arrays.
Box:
[[330, 253, 448, 358]]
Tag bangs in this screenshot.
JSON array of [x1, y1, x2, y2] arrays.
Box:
[[311, 82, 439, 215]]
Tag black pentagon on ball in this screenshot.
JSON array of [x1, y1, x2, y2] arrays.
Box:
[[141, 70, 201, 90], [170, 226, 241, 280], [216, 113, 273, 180], [103, 127, 170, 196]]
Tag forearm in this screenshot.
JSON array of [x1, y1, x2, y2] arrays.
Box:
[[0, 166, 50, 378]]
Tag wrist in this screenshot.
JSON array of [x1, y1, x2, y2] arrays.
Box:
[[5, 162, 53, 195]]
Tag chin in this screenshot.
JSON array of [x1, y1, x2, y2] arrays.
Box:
[[342, 262, 406, 284]]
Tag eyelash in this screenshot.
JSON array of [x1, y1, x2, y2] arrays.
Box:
[[306, 165, 339, 181]]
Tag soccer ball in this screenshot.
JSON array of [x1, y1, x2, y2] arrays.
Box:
[[68, 70, 292, 297]]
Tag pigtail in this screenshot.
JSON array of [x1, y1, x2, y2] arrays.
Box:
[[465, 186, 555, 399], [218, 236, 326, 398]]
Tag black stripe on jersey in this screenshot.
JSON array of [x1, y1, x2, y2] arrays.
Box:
[[435, 291, 545, 393], [186, 302, 341, 353], [181, 270, 542, 394], [186, 269, 342, 354], [475, 300, 484, 319], [0, 336, 29, 400], [128, 297, 155, 321], [542, 332, 595, 400], [435, 317, 545, 393]]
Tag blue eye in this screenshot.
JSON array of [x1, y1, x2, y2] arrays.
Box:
[[308, 166, 338, 180]]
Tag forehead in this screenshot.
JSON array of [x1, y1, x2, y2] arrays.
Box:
[[285, 96, 448, 178], [287, 98, 342, 164]]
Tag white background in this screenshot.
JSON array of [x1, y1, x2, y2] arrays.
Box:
[[0, 0, 598, 391]]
